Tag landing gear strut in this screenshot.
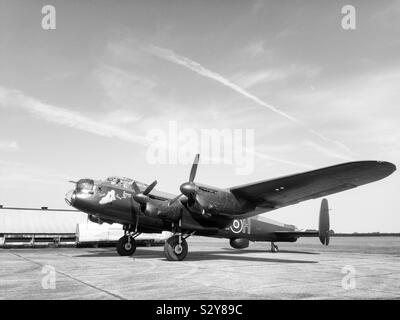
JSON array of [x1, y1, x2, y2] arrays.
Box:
[[116, 228, 141, 256], [271, 242, 279, 253], [164, 220, 193, 261]]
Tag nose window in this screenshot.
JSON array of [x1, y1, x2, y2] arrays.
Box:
[[76, 179, 94, 192]]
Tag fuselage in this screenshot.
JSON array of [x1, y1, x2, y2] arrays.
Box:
[[65, 176, 298, 242]]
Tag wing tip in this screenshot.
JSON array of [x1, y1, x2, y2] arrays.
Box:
[[374, 161, 396, 180], [377, 161, 396, 172], [355, 160, 396, 179]]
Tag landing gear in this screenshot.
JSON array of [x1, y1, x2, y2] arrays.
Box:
[[117, 235, 136, 256], [164, 220, 193, 261], [116, 228, 141, 256], [164, 235, 188, 261], [271, 242, 279, 253]]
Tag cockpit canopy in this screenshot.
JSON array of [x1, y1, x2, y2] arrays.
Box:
[[105, 176, 147, 190]]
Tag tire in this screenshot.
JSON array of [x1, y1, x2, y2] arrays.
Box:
[[164, 235, 188, 261], [116, 235, 136, 256], [271, 244, 279, 253]]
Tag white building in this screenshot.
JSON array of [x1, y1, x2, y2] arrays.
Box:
[[0, 208, 171, 247]]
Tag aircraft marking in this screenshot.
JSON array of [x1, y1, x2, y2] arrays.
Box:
[[230, 219, 250, 234], [230, 219, 243, 233], [99, 190, 116, 205]]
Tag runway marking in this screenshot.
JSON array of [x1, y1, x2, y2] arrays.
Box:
[[9, 251, 127, 300]]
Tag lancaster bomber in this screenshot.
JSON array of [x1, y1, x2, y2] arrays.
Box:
[[64, 155, 395, 261]]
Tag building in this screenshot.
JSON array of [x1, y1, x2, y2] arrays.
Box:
[[0, 207, 170, 247]]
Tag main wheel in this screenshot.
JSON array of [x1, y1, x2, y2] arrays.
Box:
[[164, 235, 188, 261], [116, 235, 136, 256], [271, 243, 279, 253]]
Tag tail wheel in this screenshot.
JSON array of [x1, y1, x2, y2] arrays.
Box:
[[271, 242, 279, 253], [164, 235, 188, 261], [116, 235, 136, 256]]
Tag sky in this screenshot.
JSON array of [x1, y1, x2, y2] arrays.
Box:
[[0, 0, 399, 232]]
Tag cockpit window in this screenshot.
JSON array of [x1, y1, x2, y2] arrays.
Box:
[[105, 176, 146, 190], [106, 177, 124, 186], [76, 179, 94, 192]]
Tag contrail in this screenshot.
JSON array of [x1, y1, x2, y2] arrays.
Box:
[[147, 45, 300, 124], [146, 45, 354, 160], [0, 86, 148, 146], [0, 86, 312, 169], [251, 150, 314, 169]]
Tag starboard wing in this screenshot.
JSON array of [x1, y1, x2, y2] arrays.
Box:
[[230, 161, 395, 211]]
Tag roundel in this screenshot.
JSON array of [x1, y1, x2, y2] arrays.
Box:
[[230, 219, 243, 233]]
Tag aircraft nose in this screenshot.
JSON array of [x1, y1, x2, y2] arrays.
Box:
[[65, 190, 76, 206]]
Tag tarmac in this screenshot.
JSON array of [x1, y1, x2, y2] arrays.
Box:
[[0, 236, 399, 300]]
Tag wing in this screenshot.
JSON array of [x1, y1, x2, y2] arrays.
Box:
[[230, 161, 396, 211], [0, 206, 79, 212]]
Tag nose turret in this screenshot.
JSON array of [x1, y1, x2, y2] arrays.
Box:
[[76, 179, 94, 193], [65, 178, 95, 209], [65, 189, 76, 206]]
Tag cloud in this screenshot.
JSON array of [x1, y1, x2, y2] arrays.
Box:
[[146, 44, 301, 123], [0, 140, 20, 152], [252, 0, 265, 13], [242, 40, 268, 58], [93, 63, 164, 122], [304, 141, 353, 162], [233, 64, 321, 89], [233, 69, 286, 88], [285, 66, 400, 161], [145, 44, 354, 161], [95, 64, 157, 105], [252, 150, 314, 169], [101, 109, 142, 125], [0, 160, 70, 185], [0, 86, 148, 146]]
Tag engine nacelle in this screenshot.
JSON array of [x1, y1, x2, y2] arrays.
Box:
[[143, 202, 159, 218], [229, 238, 249, 249]]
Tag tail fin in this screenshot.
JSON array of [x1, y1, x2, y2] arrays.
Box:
[[319, 198, 330, 245]]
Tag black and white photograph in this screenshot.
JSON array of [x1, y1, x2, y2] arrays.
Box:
[[0, 0, 399, 305]]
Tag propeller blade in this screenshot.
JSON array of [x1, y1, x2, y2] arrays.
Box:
[[131, 181, 141, 193], [68, 180, 77, 184], [189, 154, 200, 182], [143, 180, 157, 195]]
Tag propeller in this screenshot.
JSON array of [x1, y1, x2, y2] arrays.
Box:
[[169, 154, 200, 207], [131, 180, 157, 212], [68, 180, 77, 189]]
